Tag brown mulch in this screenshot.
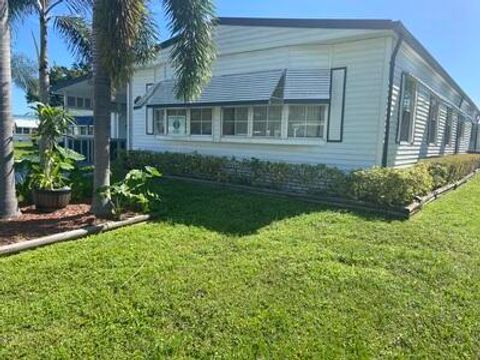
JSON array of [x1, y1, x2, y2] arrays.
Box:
[[0, 204, 107, 246]]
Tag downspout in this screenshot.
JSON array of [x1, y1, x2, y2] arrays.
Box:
[[381, 33, 404, 167]]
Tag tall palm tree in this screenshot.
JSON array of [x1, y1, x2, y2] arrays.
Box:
[[90, 0, 216, 217], [0, 0, 18, 219], [9, 0, 92, 104]]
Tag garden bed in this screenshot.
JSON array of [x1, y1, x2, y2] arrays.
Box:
[[0, 204, 102, 246]]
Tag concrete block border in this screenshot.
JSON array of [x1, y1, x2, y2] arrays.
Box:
[[0, 214, 150, 256]]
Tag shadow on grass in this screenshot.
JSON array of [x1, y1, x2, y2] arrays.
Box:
[[151, 178, 396, 236]]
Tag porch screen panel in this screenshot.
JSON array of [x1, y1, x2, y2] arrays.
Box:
[[327, 68, 346, 142]]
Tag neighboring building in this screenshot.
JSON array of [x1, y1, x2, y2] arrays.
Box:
[[13, 116, 39, 142], [52, 76, 127, 162], [58, 17, 480, 169]]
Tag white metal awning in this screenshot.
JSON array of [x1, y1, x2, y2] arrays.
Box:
[[134, 68, 332, 109]]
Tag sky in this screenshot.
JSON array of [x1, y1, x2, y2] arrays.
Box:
[[10, 0, 480, 115]]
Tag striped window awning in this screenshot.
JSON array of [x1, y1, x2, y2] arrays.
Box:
[[134, 69, 332, 109]]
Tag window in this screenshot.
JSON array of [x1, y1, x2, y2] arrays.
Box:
[[23, 128, 31, 134], [398, 74, 417, 143], [85, 98, 92, 109], [427, 95, 439, 144], [288, 105, 326, 138], [88, 126, 94, 136], [67, 96, 76, 107], [190, 108, 212, 135], [253, 106, 282, 137], [222, 107, 248, 136], [167, 109, 187, 135], [77, 97, 84, 108], [444, 107, 453, 146], [16, 127, 23, 134], [458, 116, 465, 141], [154, 109, 165, 135], [80, 126, 88, 136], [146, 83, 154, 92]]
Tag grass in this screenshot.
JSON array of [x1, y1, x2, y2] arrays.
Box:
[[1, 177, 480, 358], [14, 141, 35, 160]]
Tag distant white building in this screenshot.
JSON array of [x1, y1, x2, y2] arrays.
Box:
[[13, 116, 39, 142]]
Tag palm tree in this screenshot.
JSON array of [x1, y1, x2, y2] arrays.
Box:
[[90, 0, 216, 217], [9, 0, 92, 104], [0, 0, 18, 219]]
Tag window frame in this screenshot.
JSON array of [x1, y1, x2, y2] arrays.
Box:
[[190, 108, 213, 136], [287, 104, 328, 139], [397, 73, 418, 144], [427, 94, 440, 145], [221, 106, 250, 137], [252, 105, 283, 138], [444, 107, 453, 146]]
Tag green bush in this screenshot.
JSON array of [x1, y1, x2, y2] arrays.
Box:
[[118, 151, 480, 209], [421, 154, 480, 188], [349, 164, 434, 206]]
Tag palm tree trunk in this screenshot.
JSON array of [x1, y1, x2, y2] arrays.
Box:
[[91, 0, 112, 218], [0, 0, 19, 219], [38, 10, 50, 104]]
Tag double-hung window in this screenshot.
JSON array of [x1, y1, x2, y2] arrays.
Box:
[[427, 95, 439, 144], [444, 107, 453, 146], [222, 107, 248, 136], [253, 106, 282, 137], [398, 74, 417, 143], [288, 105, 326, 138], [190, 108, 213, 135]]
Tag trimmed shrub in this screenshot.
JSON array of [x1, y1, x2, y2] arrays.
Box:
[[116, 151, 480, 209], [421, 154, 480, 188], [349, 164, 433, 206]]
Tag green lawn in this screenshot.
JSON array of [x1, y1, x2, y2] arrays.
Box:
[[14, 141, 35, 160], [1, 177, 480, 358]]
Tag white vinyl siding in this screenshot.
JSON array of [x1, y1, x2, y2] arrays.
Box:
[[131, 31, 392, 169], [387, 41, 476, 167]]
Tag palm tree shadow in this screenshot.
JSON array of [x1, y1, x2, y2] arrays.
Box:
[[151, 179, 397, 236]]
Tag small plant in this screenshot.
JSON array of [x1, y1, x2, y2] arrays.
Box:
[[100, 166, 162, 218]]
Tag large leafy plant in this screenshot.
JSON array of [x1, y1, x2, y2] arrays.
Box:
[[100, 166, 162, 218], [31, 103, 84, 190]]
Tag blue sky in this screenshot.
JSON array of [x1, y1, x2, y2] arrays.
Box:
[[11, 0, 480, 114]]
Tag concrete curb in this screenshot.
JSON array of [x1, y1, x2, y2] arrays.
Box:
[[0, 214, 151, 256]]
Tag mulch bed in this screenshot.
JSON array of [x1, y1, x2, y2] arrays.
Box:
[[0, 204, 107, 246]]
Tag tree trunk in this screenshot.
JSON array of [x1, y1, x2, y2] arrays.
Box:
[[0, 0, 19, 219], [38, 11, 50, 104], [91, 0, 112, 218]]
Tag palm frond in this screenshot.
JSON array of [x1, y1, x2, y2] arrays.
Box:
[[11, 52, 39, 95], [94, 0, 158, 87], [62, 0, 93, 16], [162, 0, 216, 101], [54, 15, 92, 63], [7, 0, 36, 23]]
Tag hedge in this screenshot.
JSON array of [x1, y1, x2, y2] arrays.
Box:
[[115, 151, 480, 208]]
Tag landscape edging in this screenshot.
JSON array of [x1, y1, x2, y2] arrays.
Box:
[[0, 214, 150, 256]]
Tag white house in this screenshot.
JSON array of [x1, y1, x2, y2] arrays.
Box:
[[13, 116, 39, 142], [58, 17, 480, 169]]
